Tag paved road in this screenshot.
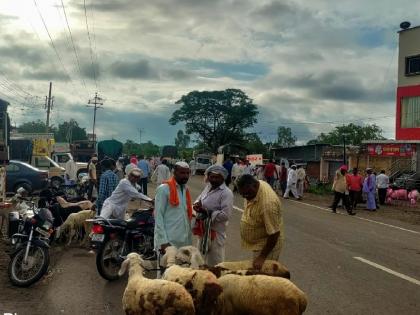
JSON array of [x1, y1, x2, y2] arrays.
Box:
[[1, 175, 420, 314]]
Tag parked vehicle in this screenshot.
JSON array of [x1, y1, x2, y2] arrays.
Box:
[[51, 152, 88, 176], [6, 160, 49, 193], [190, 154, 212, 174], [89, 208, 155, 280], [97, 139, 123, 161], [8, 206, 54, 287], [71, 140, 96, 163]]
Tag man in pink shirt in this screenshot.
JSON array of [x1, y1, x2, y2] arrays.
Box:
[[347, 168, 363, 210]]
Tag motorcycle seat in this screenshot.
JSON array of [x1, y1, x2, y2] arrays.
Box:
[[107, 219, 127, 227]]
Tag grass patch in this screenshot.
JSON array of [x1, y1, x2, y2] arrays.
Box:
[[307, 183, 333, 195]]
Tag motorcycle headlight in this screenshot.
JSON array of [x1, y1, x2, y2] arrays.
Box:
[[42, 221, 53, 230]]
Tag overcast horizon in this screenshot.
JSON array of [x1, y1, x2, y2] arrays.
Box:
[[0, 0, 418, 145]]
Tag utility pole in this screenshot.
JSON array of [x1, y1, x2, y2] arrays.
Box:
[[45, 82, 54, 133], [137, 128, 144, 144], [87, 92, 103, 142], [343, 134, 347, 166]]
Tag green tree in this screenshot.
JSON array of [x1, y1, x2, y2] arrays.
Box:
[[243, 133, 268, 156], [18, 120, 55, 133], [169, 89, 259, 153], [307, 123, 385, 145], [123, 140, 160, 157], [175, 130, 191, 159], [276, 126, 296, 148], [55, 119, 88, 142]]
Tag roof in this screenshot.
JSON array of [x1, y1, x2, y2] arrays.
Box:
[[398, 25, 420, 34], [362, 140, 420, 144], [270, 143, 330, 151]]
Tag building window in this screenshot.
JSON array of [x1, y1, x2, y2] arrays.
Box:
[[405, 55, 420, 76], [401, 96, 420, 128]]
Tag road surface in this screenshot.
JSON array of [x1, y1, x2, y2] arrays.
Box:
[[1, 175, 420, 314]]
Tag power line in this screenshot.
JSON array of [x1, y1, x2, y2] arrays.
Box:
[[59, 0, 88, 94], [83, 0, 98, 90]]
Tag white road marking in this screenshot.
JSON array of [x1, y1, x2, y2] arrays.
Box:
[[288, 199, 420, 235], [354, 256, 420, 286], [233, 206, 244, 213]]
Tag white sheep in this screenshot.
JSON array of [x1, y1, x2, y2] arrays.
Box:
[[175, 246, 290, 279], [215, 260, 291, 279], [217, 273, 308, 315], [118, 252, 195, 315], [161, 246, 223, 315], [58, 209, 95, 246]]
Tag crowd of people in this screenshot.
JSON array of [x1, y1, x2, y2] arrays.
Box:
[[331, 166, 390, 214]]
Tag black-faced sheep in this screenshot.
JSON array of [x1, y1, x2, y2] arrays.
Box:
[[217, 273, 308, 315], [119, 252, 195, 315]]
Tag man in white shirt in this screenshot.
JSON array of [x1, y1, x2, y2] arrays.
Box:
[[376, 170, 389, 205], [296, 165, 307, 199], [65, 156, 77, 183], [283, 165, 300, 199], [152, 159, 172, 184], [231, 158, 244, 192], [101, 168, 153, 220]]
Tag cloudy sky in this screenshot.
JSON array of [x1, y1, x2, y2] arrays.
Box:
[[0, 0, 418, 145]]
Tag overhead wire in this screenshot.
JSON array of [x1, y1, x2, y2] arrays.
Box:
[[83, 0, 98, 90]]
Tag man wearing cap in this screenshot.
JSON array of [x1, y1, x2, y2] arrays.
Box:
[[154, 162, 193, 253], [193, 165, 233, 266], [100, 168, 153, 220], [283, 164, 299, 199], [331, 165, 355, 215]]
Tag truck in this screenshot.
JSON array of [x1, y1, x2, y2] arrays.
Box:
[[51, 142, 88, 176], [10, 134, 66, 187], [71, 140, 96, 163], [97, 139, 123, 161], [189, 153, 213, 175]]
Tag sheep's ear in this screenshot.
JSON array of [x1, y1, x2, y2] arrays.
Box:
[[190, 252, 205, 269], [118, 258, 130, 276]]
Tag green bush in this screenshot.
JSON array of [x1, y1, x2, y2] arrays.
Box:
[[307, 183, 333, 195]]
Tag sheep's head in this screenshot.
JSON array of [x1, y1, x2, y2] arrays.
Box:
[[175, 246, 205, 269], [160, 246, 178, 268], [118, 252, 143, 277]]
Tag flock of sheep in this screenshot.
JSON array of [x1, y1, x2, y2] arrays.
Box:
[[118, 246, 308, 315]]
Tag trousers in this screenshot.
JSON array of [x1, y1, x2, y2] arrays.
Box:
[[284, 183, 298, 198], [197, 235, 225, 267]]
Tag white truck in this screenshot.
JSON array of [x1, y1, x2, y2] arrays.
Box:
[[189, 154, 213, 175], [51, 143, 88, 175]]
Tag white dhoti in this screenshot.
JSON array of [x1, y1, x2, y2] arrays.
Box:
[[197, 233, 225, 267], [100, 199, 125, 220], [297, 180, 304, 197], [283, 183, 298, 198]]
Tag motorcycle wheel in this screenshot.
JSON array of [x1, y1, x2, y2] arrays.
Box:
[[96, 238, 125, 281], [8, 246, 50, 287]]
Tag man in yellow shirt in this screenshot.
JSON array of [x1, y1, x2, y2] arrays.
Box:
[[237, 174, 284, 270]]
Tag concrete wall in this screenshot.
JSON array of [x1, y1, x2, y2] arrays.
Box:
[[398, 27, 420, 87]]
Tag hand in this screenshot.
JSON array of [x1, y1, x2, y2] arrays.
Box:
[[193, 201, 203, 212], [252, 255, 266, 270]]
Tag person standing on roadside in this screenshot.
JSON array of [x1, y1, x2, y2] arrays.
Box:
[[237, 175, 284, 269], [193, 165, 233, 266], [154, 162, 193, 253], [376, 170, 389, 205], [279, 162, 288, 195], [283, 164, 299, 199], [243, 160, 253, 175], [137, 155, 151, 195], [347, 168, 363, 210], [223, 157, 234, 186], [363, 168, 377, 211], [231, 158, 243, 192], [87, 154, 98, 200], [264, 159, 278, 188], [96, 159, 119, 215], [296, 165, 306, 199], [152, 159, 172, 185], [331, 165, 355, 215]]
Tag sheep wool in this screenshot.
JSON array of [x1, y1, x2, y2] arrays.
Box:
[[215, 259, 291, 279], [163, 265, 223, 315], [59, 209, 95, 246], [119, 253, 195, 315], [217, 274, 308, 315]]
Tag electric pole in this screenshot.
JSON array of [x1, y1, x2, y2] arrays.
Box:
[[137, 128, 144, 144], [87, 92, 103, 142], [45, 82, 54, 133]]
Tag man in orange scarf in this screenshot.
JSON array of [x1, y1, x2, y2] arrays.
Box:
[[154, 161, 193, 253]]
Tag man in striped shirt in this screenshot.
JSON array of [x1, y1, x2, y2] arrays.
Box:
[[237, 175, 284, 270], [96, 159, 119, 215]]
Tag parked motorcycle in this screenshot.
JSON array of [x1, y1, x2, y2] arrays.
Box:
[[8, 206, 54, 287], [88, 208, 155, 281]]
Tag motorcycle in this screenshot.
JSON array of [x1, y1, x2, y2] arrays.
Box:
[[8, 206, 54, 287], [88, 208, 155, 281]]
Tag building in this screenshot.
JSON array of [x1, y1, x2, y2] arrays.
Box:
[[396, 24, 420, 140]]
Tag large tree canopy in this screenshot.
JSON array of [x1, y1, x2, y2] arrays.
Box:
[[307, 123, 385, 145], [55, 120, 88, 142], [169, 89, 259, 153], [276, 126, 296, 148]]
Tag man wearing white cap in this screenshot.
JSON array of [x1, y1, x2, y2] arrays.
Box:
[[100, 168, 153, 220], [154, 161, 193, 253]]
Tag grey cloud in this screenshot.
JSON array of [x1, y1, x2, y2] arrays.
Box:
[[22, 68, 69, 81], [109, 59, 159, 79], [0, 43, 46, 66]]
